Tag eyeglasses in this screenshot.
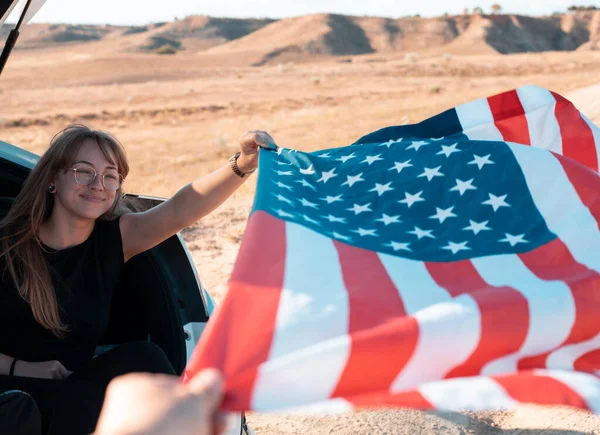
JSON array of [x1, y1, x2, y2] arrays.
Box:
[[66, 167, 123, 191]]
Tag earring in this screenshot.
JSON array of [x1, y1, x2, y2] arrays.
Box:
[[48, 185, 56, 193]]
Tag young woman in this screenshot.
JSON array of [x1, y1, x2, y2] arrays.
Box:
[[0, 124, 276, 435]]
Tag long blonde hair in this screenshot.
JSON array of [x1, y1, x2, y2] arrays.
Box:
[[0, 125, 130, 337]]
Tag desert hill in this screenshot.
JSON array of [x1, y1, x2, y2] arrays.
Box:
[[1, 10, 599, 64], [0, 23, 121, 46], [0, 15, 274, 52], [122, 15, 275, 52], [573, 9, 600, 50], [204, 11, 600, 64]]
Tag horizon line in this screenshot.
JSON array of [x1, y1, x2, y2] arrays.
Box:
[[8, 9, 582, 27]]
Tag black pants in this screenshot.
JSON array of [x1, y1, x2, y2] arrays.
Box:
[[0, 389, 42, 435], [0, 341, 176, 435]]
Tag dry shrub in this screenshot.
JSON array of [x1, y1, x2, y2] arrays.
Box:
[[155, 45, 177, 55]]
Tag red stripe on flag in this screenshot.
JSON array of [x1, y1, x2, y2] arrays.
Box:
[[425, 260, 484, 297], [494, 372, 591, 411], [332, 243, 419, 400], [553, 152, 600, 232], [518, 238, 600, 370], [488, 89, 531, 144], [551, 91, 598, 172], [426, 261, 529, 377], [183, 211, 286, 411], [229, 211, 287, 287], [574, 349, 600, 373]]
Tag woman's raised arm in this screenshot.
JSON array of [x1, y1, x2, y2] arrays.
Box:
[[119, 130, 276, 262]]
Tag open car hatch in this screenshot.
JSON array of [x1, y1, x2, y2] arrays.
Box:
[[0, 0, 47, 75]]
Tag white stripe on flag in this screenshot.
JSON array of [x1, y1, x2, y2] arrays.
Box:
[[471, 254, 575, 375], [455, 97, 504, 141], [508, 141, 600, 274], [284, 398, 353, 414], [581, 113, 600, 171], [516, 86, 562, 154], [546, 332, 600, 371], [252, 335, 351, 411], [382, 253, 481, 392], [419, 376, 517, 411], [378, 255, 451, 315], [535, 369, 600, 413], [251, 223, 351, 410]]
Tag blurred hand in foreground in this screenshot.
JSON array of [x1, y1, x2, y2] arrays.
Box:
[[94, 369, 224, 435]]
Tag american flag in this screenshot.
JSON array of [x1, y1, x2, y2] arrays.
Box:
[[184, 85, 600, 414]]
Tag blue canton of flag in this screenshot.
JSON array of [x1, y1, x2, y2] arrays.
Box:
[[253, 138, 555, 262]]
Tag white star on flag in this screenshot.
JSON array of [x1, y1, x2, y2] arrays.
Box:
[[399, 191, 425, 207], [331, 232, 351, 242], [362, 155, 384, 165], [337, 153, 356, 163], [275, 181, 294, 191], [302, 215, 320, 225], [317, 169, 338, 183], [273, 193, 294, 205], [385, 241, 412, 251], [408, 226, 435, 239], [321, 214, 347, 223], [295, 179, 317, 191], [351, 228, 378, 237], [347, 203, 372, 215], [499, 233, 529, 247], [450, 178, 477, 196], [321, 194, 344, 204], [442, 241, 471, 254], [300, 165, 315, 175], [342, 173, 365, 187], [463, 220, 491, 235], [483, 193, 510, 211], [429, 206, 457, 223], [369, 182, 394, 196], [379, 138, 403, 148], [275, 170, 294, 176], [299, 198, 319, 209], [388, 160, 413, 174], [317, 152, 331, 158], [436, 143, 461, 158], [375, 214, 401, 225], [468, 154, 495, 170], [274, 209, 294, 218], [419, 166, 444, 182], [406, 140, 429, 151]]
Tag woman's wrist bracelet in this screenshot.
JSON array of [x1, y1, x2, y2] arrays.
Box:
[[9, 358, 18, 376], [229, 152, 256, 178]]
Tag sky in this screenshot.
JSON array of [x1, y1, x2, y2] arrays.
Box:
[[6, 0, 588, 26]]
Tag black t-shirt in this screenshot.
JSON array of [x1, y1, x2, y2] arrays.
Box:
[[0, 218, 124, 372]]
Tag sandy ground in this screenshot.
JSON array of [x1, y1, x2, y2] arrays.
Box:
[[567, 82, 600, 121], [2, 47, 600, 433]]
